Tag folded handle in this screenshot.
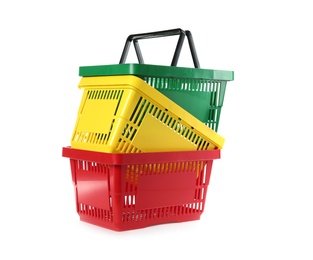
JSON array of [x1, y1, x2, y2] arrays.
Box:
[[119, 28, 200, 68]]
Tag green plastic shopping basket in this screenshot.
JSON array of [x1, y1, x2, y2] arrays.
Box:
[[79, 28, 234, 132]]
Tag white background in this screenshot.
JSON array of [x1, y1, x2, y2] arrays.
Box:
[[1, 1, 312, 259]]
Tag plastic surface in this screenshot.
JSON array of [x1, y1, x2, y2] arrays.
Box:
[[71, 75, 225, 153], [79, 64, 233, 131], [62, 146, 220, 231]]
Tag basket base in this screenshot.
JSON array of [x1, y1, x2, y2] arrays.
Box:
[[79, 212, 202, 232]]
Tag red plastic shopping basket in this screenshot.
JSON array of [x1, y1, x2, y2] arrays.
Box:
[[62, 147, 220, 231]]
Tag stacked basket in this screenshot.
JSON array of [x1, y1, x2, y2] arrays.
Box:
[[62, 29, 234, 231]]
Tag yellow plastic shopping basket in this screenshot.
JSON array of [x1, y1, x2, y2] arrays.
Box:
[[71, 75, 225, 153]]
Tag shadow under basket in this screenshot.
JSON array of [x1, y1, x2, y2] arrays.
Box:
[[62, 147, 221, 231]]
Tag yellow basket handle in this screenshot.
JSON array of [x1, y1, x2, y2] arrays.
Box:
[[119, 28, 200, 68]]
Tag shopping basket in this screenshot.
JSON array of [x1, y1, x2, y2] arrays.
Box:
[[71, 75, 225, 153], [62, 146, 220, 231], [79, 28, 234, 132]]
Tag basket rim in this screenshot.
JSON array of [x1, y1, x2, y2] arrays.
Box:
[[79, 63, 234, 81], [62, 146, 221, 165]]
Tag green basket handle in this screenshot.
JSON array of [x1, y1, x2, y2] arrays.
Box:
[[119, 28, 200, 68]]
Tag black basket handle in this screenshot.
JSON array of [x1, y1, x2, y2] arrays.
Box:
[[119, 28, 200, 68]]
